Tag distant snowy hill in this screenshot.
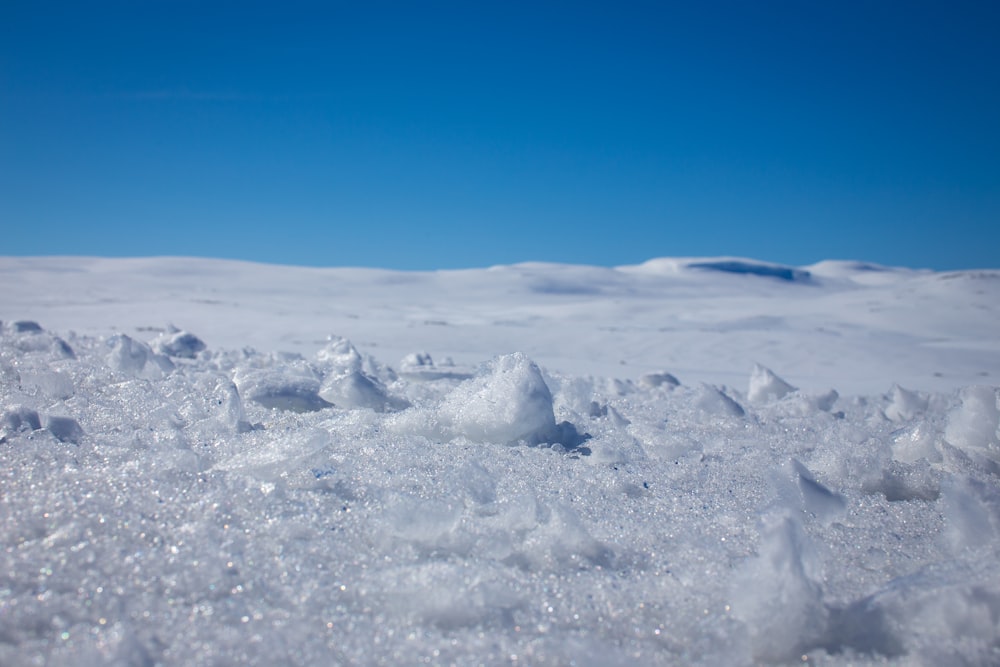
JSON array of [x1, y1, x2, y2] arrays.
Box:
[[1, 255, 997, 394], [2, 256, 999, 666]]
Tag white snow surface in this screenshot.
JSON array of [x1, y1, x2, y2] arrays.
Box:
[[1, 255, 1000, 666]]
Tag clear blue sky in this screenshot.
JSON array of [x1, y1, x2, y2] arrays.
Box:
[[2, 1, 998, 270]]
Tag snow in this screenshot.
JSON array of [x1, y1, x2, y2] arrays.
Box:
[[945, 386, 1000, 464], [748, 364, 797, 405], [1, 256, 1000, 666], [388, 353, 571, 448]]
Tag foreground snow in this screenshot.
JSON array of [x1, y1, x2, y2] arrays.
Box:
[[1, 257, 999, 665]]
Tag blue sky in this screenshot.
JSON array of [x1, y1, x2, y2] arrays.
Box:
[[2, 1, 998, 270]]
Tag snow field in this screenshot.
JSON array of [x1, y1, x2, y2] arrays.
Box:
[[2, 317, 999, 666]]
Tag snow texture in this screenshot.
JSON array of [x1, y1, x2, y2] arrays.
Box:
[[1, 257, 1000, 666]]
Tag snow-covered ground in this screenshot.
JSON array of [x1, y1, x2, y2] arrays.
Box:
[[1, 256, 999, 665]]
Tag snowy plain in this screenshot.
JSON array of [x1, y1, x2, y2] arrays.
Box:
[[1, 255, 999, 666]]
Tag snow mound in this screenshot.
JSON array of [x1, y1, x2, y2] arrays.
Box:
[[945, 385, 1000, 463], [316, 336, 408, 412], [316, 335, 365, 373], [106, 333, 175, 379], [748, 363, 797, 404], [319, 369, 408, 412], [884, 384, 929, 422], [151, 327, 206, 358], [638, 371, 680, 389], [694, 383, 746, 418], [391, 352, 584, 447], [3, 320, 75, 358]]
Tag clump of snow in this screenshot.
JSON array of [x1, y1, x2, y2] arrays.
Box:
[[812, 388, 840, 412], [731, 512, 828, 662], [695, 383, 745, 418], [638, 371, 681, 389], [748, 363, 797, 405], [4, 319, 75, 358], [780, 459, 848, 524], [945, 385, 1000, 463], [316, 334, 364, 371], [42, 414, 84, 443], [390, 352, 579, 447], [319, 369, 408, 412], [12, 319, 44, 333], [314, 336, 408, 412], [439, 352, 556, 444], [1, 405, 41, 440], [151, 326, 206, 358], [884, 383, 929, 422], [891, 422, 944, 464], [17, 367, 75, 400], [106, 333, 175, 379]]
